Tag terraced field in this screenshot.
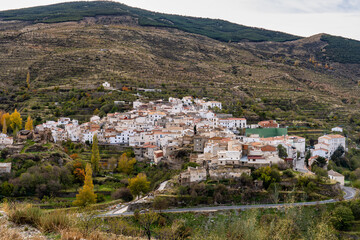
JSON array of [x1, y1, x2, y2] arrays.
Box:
[[0, 16, 360, 132]]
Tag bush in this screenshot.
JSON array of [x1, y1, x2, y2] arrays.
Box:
[[6, 203, 42, 227], [153, 197, 170, 211], [312, 165, 328, 178], [111, 188, 133, 202], [350, 199, 360, 220], [283, 169, 294, 178], [330, 205, 354, 230], [96, 193, 106, 203], [39, 211, 72, 233]]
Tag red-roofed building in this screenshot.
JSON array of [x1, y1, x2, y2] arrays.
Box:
[[258, 120, 279, 128]]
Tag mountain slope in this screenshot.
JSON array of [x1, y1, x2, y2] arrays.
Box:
[[0, 2, 360, 132], [0, 16, 359, 128], [0, 1, 301, 42]]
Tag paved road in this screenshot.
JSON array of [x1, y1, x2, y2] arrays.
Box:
[[99, 186, 357, 218]]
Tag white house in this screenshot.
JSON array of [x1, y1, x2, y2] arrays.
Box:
[[331, 127, 343, 133], [217, 151, 242, 165], [203, 101, 222, 110], [65, 124, 81, 142], [58, 118, 71, 125], [182, 96, 193, 106], [82, 130, 99, 143], [218, 118, 247, 130], [109, 130, 134, 144], [102, 82, 111, 88], [133, 100, 143, 109], [90, 116, 101, 122], [312, 148, 328, 158], [180, 167, 207, 184], [0, 134, 13, 147], [328, 170, 344, 185]]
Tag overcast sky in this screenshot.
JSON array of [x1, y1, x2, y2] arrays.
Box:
[[1, 0, 360, 40]]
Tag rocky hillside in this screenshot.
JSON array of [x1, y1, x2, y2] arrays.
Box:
[[0, 2, 359, 131]]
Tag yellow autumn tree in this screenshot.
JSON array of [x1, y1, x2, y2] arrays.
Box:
[[0, 111, 4, 132], [10, 109, 22, 133], [73, 163, 97, 207], [90, 134, 100, 175], [1, 113, 10, 134], [128, 173, 150, 198], [26, 71, 30, 90], [117, 153, 136, 175], [25, 116, 34, 131]]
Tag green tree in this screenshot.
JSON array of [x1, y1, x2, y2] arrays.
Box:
[[330, 205, 354, 230], [350, 199, 360, 220], [1, 181, 14, 196], [277, 144, 288, 159], [252, 166, 280, 189], [128, 173, 150, 198], [73, 163, 97, 207], [331, 145, 345, 161], [117, 153, 136, 175], [153, 196, 170, 212], [90, 134, 100, 175], [135, 210, 159, 240], [312, 165, 328, 178], [305, 150, 311, 167], [312, 156, 327, 168], [26, 71, 30, 90]]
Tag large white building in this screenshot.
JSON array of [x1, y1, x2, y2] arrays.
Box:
[[217, 151, 242, 165], [218, 118, 247, 130], [315, 134, 346, 158]]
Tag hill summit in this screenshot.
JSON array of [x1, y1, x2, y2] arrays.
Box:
[[0, 1, 301, 42]]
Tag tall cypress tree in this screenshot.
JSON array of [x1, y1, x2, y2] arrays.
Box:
[[25, 116, 34, 131], [73, 163, 97, 207], [91, 134, 100, 175]]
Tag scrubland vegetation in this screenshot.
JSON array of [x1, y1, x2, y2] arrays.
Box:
[[3, 200, 360, 239]]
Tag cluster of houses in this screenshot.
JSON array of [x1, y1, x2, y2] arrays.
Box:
[[0, 96, 347, 185]]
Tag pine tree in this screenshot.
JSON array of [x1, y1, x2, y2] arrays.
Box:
[[91, 134, 100, 175], [26, 71, 30, 90], [73, 163, 97, 207], [10, 109, 22, 133], [25, 116, 34, 131]]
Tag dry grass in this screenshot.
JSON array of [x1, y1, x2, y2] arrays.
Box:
[[38, 211, 73, 233], [60, 229, 144, 240], [4, 203, 42, 227], [0, 219, 23, 240]]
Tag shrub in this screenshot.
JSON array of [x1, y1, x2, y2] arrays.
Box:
[[96, 193, 106, 203], [330, 205, 354, 230], [283, 169, 294, 178], [39, 211, 72, 233], [153, 196, 170, 211], [350, 199, 360, 220], [6, 203, 41, 227], [111, 188, 133, 202]]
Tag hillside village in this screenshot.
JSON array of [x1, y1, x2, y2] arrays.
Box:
[[0, 96, 347, 185]]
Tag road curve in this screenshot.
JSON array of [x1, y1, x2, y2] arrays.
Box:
[[99, 186, 357, 218]]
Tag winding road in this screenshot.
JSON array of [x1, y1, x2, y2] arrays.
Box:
[[99, 186, 357, 218]]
